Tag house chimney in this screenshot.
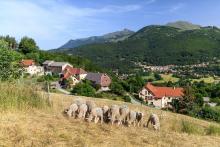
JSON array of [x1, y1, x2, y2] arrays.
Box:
[[173, 87, 176, 90]]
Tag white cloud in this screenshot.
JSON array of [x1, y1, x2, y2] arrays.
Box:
[[169, 3, 185, 13], [0, 0, 143, 49]]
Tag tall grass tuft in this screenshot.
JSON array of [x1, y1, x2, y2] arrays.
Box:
[[181, 120, 204, 135], [206, 125, 220, 136], [0, 82, 50, 110]]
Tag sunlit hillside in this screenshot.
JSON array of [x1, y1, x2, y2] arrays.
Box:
[[0, 92, 220, 146]]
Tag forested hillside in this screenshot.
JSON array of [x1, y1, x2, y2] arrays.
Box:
[[54, 24, 220, 73]]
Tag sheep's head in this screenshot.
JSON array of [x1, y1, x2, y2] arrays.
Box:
[[63, 108, 69, 114]]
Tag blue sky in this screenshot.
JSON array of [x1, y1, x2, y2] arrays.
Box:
[[0, 0, 220, 49]]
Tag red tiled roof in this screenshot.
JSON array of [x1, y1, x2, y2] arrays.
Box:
[[21, 59, 35, 67], [145, 83, 184, 98], [63, 66, 87, 79]]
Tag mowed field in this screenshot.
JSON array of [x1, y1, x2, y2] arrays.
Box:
[[0, 93, 220, 146], [143, 73, 216, 84]]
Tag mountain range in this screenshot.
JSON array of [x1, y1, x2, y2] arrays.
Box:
[[56, 29, 134, 50], [51, 21, 220, 73]]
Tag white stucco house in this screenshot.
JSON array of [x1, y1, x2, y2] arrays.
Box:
[[139, 83, 184, 108], [20, 59, 44, 76]]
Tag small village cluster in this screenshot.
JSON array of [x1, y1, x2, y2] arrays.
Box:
[[20, 59, 112, 91], [20, 59, 188, 109], [64, 99, 160, 130]]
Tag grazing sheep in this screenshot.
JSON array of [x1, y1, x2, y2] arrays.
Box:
[[88, 107, 103, 124], [127, 110, 137, 127], [78, 104, 88, 119], [119, 105, 130, 125], [108, 105, 120, 125], [102, 105, 110, 122], [74, 99, 86, 107], [64, 103, 78, 118], [136, 112, 144, 127], [146, 114, 160, 130], [86, 100, 96, 117]]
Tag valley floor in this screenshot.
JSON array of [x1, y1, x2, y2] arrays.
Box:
[[0, 93, 220, 146]]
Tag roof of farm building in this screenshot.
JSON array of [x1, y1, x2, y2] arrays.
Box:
[[20, 59, 35, 67], [63, 66, 87, 79], [145, 83, 184, 98]]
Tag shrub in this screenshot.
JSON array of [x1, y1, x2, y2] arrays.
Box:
[[123, 95, 131, 103], [194, 93, 204, 106], [94, 93, 103, 98], [210, 98, 220, 106], [37, 75, 54, 82], [0, 82, 50, 110], [206, 125, 220, 136], [154, 73, 162, 80], [71, 82, 96, 97], [0, 40, 23, 81], [199, 106, 220, 122], [181, 120, 204, 135], [110, 82, 125, 95]]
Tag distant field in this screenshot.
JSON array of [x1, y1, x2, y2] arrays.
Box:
[[192, 77, 215, 83], [143, 73, 216, 84], [142, 73, 179, 83], [153, 74, 180, 83], [142, 73, 155, 80]]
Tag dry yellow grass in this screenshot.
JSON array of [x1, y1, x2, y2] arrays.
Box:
[[0, 93, 220, 146]]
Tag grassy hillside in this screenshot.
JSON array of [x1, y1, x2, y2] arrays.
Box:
[[56, 25, 220, 73], [166, 21, 201, 30], [1, 92, 220, 146]]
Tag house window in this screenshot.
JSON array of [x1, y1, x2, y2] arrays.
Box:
[[145, 91, 148, 95]]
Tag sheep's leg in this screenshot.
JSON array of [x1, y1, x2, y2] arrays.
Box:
[[111, 117, 115, 125], [117, 119, 121, 126], [95, 116, 98, 124], [146, 118, 151, 128], [83, 112, 86, 119], [67, 109, 72, 117], [72, 112, 75, 118], [78, 113, 82, 119], [100, 116, 103, 124], [127, 121, 131, 127]]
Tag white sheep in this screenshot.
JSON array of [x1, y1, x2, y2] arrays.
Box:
[[88, 107, 103, 124], [146, 114, 160, 130], [127, 110, 137, 127], [78, 103, 88, 119], [108, 105, 120, 125], [119, 105, 130, 125]]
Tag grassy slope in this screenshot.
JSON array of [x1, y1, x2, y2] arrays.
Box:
[[192, 77, 215, 83], [0, 93, 220, 146]]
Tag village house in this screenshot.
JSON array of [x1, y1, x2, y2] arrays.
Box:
[[85, 73, 112, 91], [61, 66, 87, 87], [43, 60, 72, 75], [203, 97, 217, 107], [20, 59, 43, 76], [139, 83, 184, 108]]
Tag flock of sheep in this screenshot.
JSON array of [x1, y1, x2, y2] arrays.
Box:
[[64, 99, 160, 130]]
